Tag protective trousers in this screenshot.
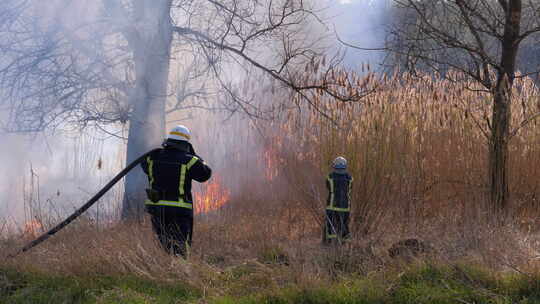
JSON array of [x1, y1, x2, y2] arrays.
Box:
[[323, 209, 350, 244], [149, 207, 193, 257]]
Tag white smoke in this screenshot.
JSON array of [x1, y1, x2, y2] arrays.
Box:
[[327, 0, 391, 70], [0, 128, 126, 228], [0, 0, 392, 229]]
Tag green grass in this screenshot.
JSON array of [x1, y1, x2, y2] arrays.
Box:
[[0, 268, 199, 304], [210, 264, 540, 304], [1, 264, 539, 304]]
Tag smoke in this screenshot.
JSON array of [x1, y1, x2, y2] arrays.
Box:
[[0, 128, 126, 227], [327, 0, 391, 70], [0, 0, 391, 229], [0, 0, 123, 228], [0, 134, 29, 220]]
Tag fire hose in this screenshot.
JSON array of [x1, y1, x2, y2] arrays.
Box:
[[8, 148, 160, 258]]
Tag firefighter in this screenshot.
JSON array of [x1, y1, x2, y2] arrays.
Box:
[[323, 156, 353, 244], [141, 125, 212, 257]]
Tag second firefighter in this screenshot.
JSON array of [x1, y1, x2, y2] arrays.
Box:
[[323, 156, 353, 244]]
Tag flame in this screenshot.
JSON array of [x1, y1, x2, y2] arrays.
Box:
[[23, 219, 43, 237], [194, 175, 231, 214]]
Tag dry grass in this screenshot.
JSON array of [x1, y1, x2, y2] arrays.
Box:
[[1, 71, 540, 301], [1, 203, 538, 296]]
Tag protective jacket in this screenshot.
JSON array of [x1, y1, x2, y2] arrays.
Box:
[[141, 144, 212, 212], [324, 171, 353, 243], [326, 171, 353, 212]]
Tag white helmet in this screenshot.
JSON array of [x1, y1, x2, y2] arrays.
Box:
[[166, 125, 191, 142], [332, 156, 347, 169]]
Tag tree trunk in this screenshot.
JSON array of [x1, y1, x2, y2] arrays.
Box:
[[489, 77, 511, 212], [122, 0, 173, 219], [488, 0, 521, 214]]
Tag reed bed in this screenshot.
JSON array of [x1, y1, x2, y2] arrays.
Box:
[[1, 70, 539, 301]]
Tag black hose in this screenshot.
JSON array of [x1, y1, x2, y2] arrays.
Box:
[[8, 148, 160, 258]]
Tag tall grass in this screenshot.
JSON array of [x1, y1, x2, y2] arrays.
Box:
[[258, 69, 540, 272], [1, 70, 539, 301]]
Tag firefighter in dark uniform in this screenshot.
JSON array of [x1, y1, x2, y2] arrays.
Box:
[[323, 156, 353, 244], [141, 125, 212, 257]]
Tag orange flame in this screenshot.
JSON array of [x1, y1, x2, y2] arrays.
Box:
[[23, 219, 43, 237], [194, 175, 231, 214]]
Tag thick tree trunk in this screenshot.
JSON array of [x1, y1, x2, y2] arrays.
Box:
[[488, 0, 521, 214], [489, 78, 511, 212], [122, 0, 173, 219]]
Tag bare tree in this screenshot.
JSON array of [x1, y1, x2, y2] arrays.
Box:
[[386, 0, 540, 212], [0, 0, 368, 218]]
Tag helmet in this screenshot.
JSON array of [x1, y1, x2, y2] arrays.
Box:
[[332, 156, 347, 169], [166, 125, 191, 142]]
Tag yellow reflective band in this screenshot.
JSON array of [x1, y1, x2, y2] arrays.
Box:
[[147, 156, 154, 187], [145, 199, 193, 209], [348, 178, 353, 204], [179, 164, 187, 196], [326, 206, 350, 212], [326, 233, 338, 239], [179, 156, 199, 196], [327, 176, 334, 208], [170, 131, 190, 140], [186, 156, 199, 169]]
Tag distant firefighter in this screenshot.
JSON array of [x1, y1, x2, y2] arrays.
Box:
[[323, 156, 353, 244], [142, 125, 212, 257]]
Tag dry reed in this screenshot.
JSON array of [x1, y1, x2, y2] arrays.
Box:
[[1, 70, 539, 297]]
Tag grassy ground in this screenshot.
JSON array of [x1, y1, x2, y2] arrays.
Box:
[[0, 268, 198, 304], [1, 216, 539, 304], [2, 262, 539, 304], [2, 71, 540, 303]]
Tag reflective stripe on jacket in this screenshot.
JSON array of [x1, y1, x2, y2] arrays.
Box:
[[326, 171, 353, 212]]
